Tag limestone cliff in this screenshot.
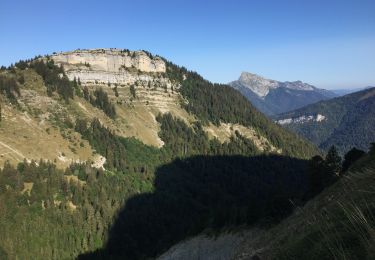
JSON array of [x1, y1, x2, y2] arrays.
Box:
[[51, 48, 166, 85]]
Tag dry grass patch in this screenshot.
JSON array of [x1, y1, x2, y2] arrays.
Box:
[[21, 182, 34, 196], [205, 123, 282, 153]]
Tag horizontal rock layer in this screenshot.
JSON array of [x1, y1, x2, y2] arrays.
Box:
[[51, 48, 166, 85]]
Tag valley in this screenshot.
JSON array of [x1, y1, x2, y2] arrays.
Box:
[[2, 1, 374, 259]]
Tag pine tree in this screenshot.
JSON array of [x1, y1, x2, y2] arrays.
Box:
[[83, 86, 90, 100], [114, 86, 119, 97], [130, 85, 136, 98], [325, 146, 342, 176], [342, 147, 365, 172]]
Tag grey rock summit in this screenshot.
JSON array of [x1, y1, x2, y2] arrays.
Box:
[[229, 72, 336, 116]]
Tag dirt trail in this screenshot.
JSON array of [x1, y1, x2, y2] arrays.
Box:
[[0, 141, 26, 160]]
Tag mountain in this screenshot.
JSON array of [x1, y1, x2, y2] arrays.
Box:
[[229, 72, 337, 116], [332, 86, 373, 96], [0, 48, 318, 170], [0, 48, 319, 259], [274, 87, 375, 154]]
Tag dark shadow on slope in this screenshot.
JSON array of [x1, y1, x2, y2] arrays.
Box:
[[79, 155, 309, 260], [0, 246, 8, 260]]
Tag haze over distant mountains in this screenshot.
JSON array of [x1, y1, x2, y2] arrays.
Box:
[[332, 86, 374, 96], [229, 72, 337, 116]]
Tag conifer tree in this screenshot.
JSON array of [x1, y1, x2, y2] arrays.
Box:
[[325, 145, 342, 176], [342, 147, 365, 172]]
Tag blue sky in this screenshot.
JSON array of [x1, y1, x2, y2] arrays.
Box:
[[0, 0, 374, 89]]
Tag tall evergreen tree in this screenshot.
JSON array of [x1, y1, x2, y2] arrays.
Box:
[[342, 147, 366, 172], [325, 146, 342, 176], [308, 155, 326, 196]]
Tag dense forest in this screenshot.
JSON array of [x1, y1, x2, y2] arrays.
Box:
[[0, 160, 153, 259], [85, 154, 310, 259], [164, 63, 319, 158], [156, 113, 260, 157], [0, 74, 20, 103], [1, 58, 118, 119], [83, 142, 367, 259], [82, 87, 116, 118], [26, 59, 76, 102], [0, 113, 369, 259], [274, 87, 375, 154]]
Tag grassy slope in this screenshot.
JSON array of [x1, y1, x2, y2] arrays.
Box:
[[0, 55, 321, 259], [235, 153, 375, 259], [0, 69, 95, 168], [1, 58, 319, 169]]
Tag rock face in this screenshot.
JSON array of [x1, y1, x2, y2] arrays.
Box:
[[51, 48, 166, 85], [234, 72, 315, 98], [229, 72, 337, 116], [276, 114, 326, 125], [48, 48, 189, 149], [13, 48, 298, 159], [236, 72, 280, 97]]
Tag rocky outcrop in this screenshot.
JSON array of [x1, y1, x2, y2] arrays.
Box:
[[230, 72, 316, 98], [276, 114, 326, 125], [51, 48, 166, 85], [233, 72, 280, 97]]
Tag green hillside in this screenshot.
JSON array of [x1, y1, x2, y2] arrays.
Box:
[[274, 87, 375, 154], [0, 52, 320, 259]]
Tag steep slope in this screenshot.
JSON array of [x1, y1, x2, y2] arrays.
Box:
[[0, 49, 320, 259], [0, 48, 318, 169], [274, 87, 375, 154], [235, 150, 375, 259], [229, 72, 336, 116], [158, 149, 375, 260], [0, 69, 95, 168]]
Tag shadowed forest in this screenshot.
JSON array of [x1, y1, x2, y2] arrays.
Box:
[[79, 154, 310, 259]]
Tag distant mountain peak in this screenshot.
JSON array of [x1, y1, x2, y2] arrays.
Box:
[[229, 72, 337, 115], [237, 72, 278, 97], [235, 72, 316, 97]]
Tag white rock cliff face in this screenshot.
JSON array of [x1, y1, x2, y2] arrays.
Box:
[[231, 72, 315, 98], [276, 114, 326, 125], [237, 72, 279, 97], [51, 48, 166, 85]]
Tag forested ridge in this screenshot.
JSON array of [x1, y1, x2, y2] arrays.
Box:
[[0, 53, 331, 260], [0, 160, 153, 259], [165, 63, 319, 158], [275, 87, 375, 154], [0, 114, 368, 259], [1, 55, 318, 159]]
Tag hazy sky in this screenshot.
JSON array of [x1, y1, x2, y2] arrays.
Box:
[[1, 0, 374, 89]]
